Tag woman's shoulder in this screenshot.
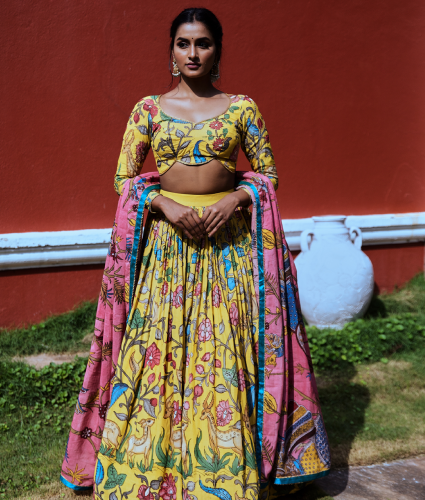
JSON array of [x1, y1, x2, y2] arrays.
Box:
[[228, 94, 256, 104], [134, 95, 159, 104], [129, 96, 161, 119], [228, 94, 259, 114]]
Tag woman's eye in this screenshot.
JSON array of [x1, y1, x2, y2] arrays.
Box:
[[177, 42, 188, 48]]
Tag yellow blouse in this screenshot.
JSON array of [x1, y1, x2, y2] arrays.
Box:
[[114, 94, 278, 195]]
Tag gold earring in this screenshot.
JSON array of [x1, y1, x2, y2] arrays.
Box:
[[211, 61, 220, 82], [171, 57, 180, 77]]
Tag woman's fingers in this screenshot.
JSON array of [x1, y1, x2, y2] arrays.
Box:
[[207, 214, 225, 237], [189, 210, 206, 239], [202, 207, 219, 232], [178, 218, 196, 240]]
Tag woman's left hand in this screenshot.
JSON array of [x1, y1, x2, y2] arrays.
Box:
[[201, 190, 251, 237]]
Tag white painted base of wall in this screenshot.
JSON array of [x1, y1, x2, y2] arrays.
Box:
[[0, 212, 424, 271]]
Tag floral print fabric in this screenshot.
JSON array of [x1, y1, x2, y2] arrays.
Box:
[[114, 94, 278, 196], [94, 201, 261, 500]]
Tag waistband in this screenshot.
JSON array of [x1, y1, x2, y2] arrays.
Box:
[[160, 189, 234, 207]]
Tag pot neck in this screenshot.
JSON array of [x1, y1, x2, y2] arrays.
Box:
[[312, 216, 350, 241]]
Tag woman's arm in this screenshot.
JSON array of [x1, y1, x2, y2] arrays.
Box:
[[114, 99, 152, 196], [239, 97, 279, 189]]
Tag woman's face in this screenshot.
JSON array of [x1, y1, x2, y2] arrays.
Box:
[[173, 21, 217, 79]]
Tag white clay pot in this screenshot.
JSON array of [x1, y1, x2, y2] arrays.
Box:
[[294, 216, 374, 329]]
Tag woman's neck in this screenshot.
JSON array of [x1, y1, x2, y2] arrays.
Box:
[[175, 74, 222, 98]]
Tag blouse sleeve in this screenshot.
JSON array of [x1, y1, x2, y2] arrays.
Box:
[[114, 100, 152, 196], [239, 98, 279, 190]]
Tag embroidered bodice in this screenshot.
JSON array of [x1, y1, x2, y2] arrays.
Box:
[[114, 94, 278, 194]]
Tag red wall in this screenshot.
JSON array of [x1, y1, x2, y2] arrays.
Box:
[[1, 0, 425, 327]]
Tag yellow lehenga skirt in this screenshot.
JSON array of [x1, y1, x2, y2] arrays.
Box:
[[94, 190, 262, 500]]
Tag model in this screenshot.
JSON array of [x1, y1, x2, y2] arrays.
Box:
[[61, 7, 331, 500]]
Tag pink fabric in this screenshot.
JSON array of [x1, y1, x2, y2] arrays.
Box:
[[236, 172, 330, 482], [60, 174, 159, 489]]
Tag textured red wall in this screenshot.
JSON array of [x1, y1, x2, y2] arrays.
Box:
[[1, 0, 424, 327], [0, 265, 104, 328]]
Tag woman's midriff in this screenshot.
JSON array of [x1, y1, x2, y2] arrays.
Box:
[[159, 160, 235, 194]]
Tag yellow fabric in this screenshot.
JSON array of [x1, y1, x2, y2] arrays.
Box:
[[95, 205, 261, 499], [114, 94, 278, 195], [160, 188, 234, 206]]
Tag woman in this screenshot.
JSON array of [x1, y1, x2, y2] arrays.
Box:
[[61, 8, 330, 500]]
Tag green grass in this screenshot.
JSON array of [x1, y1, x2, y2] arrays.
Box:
[[0, 358, 87, 498], [318, 345, 425, 468], [0, 302, 97, 358], [367, 272, 425, 317]]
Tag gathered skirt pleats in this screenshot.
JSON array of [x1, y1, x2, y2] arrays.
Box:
[[94, 202, 262, 500]]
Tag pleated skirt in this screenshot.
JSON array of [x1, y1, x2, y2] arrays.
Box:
[[94, 190, 262, 500]]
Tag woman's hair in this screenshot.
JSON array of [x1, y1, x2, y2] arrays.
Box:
[[169, 7, 223, 67]]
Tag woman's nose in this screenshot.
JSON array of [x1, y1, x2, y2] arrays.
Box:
[[189, 43, 197, 59]]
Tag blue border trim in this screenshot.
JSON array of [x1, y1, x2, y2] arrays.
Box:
[[273, 468, 331, 485], [128, 183, 160, 311], [239, 181, 265, 480], [60, 474, 93, 491]]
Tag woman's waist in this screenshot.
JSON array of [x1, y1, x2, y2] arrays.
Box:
[[160, 189, 234, 207]]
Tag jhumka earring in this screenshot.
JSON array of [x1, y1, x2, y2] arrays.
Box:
[[211, 61, 220, 82], [171, 57, 181, 77]]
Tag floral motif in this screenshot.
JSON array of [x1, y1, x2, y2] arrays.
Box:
[[230, 302, 239, 326], [138, 484, 154, 500], [212, 285, 222, 307], [209, 119, 223, 130], [197, 318, 213, 342], [173, 285, 184, 308], [143, 98, 158, 118], [213, 137, 225, 151], [65, 463, 89, 485], [194, 385, 203, 399], [216, 400, 233, 426], [159, 473, 177, 500], [145, 343, 161, 369], [152, 122, 161, 133], [195, 364, 204, 374], [80, 427, 92, 439]]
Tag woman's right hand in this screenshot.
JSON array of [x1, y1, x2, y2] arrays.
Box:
[[151, 195, 206, 240]]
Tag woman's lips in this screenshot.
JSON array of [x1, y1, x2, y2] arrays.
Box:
[[186, 64, 201, 70]]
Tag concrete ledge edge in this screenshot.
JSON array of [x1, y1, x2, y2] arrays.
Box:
[[1, 211, 424, 270]]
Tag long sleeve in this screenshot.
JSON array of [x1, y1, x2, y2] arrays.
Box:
[[114, 99, 152, 196], [239, 98, 279, 190]]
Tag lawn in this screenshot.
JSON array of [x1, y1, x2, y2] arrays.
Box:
[[1, 274, 425, 499]]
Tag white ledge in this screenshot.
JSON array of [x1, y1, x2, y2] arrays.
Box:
[[0, 229, 111, 270], [283, 212, 425, 251], [0, 212, 424, 270]]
